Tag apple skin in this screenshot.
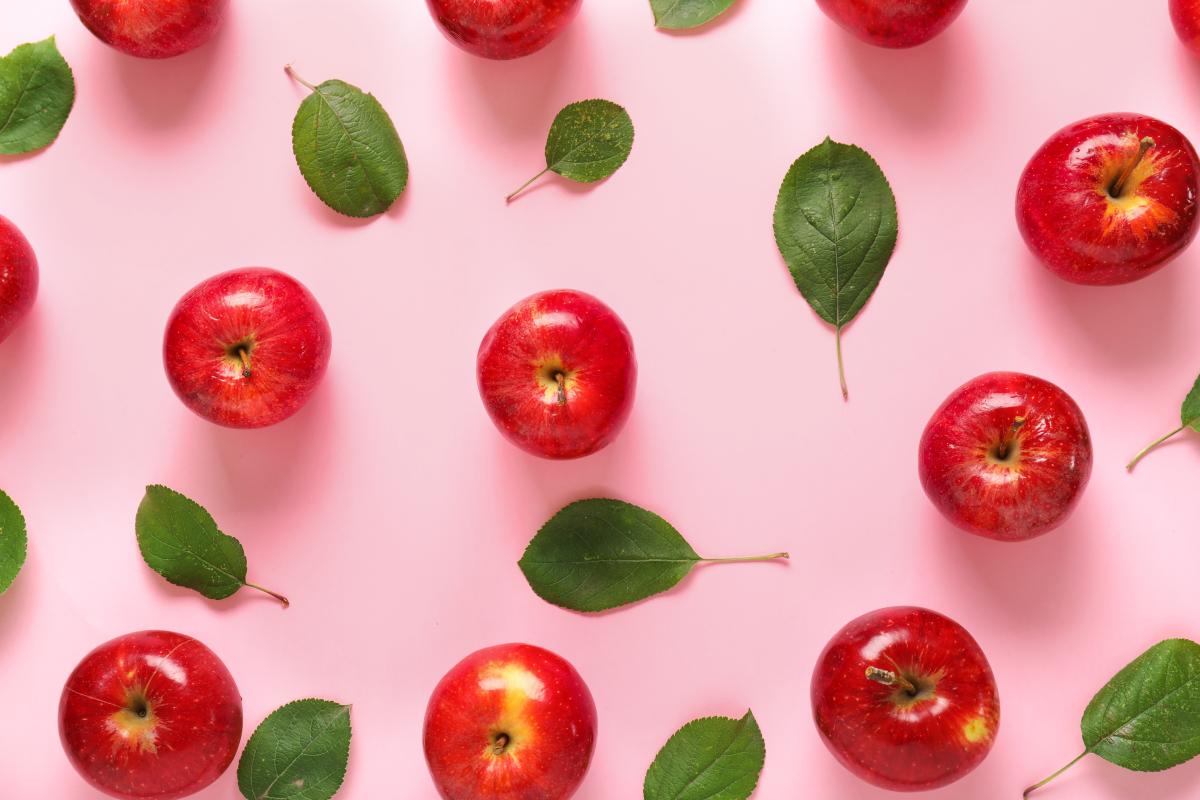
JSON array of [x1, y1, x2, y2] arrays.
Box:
[[919, 371, 1092, 542], [424, 643, 597, 800], [69, 0, 228, 59], [1016, 113, 1200, 285], [815, 0, 969, 48], [1171, 0, 1200, 53], [477, 289, 636, 459], [163, 267, 332, 429], [812, 606, 1000, 792], [59, 630, 243, 800], [0, 215, 37, 345], [425, 0, 582, 60]]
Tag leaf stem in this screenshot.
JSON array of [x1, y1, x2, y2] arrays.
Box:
[[1023, 751, 1088, 798], [836, 326, 848, 401], [506, 168, 550, 204], [284, 64, 318, 92], [245, 581, 290, 608], [701, 552, 790, 564], [1127, 421, 1194, 471]]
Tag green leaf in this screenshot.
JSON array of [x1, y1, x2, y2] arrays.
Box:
[[0, 490, 27, 595], [651, 0, 738, 30], [0, 37, 76, 155], [135, 485, 288, 607], [773, 137, 898, 399], [507, 99, 634, 202], [288, 66, 408, 219], [644, 710, 765, 800], [238, 699, 352, 800], [518, 499, 787, 613], [1126, 372, 1200, 471]]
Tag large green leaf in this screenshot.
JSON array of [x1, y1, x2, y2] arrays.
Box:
[[650, 0, 738, 30], [238, 699, 352, 800], [0, 37, 75, 154], [0, 490, 27, 595], [644, 711, 765, 800]]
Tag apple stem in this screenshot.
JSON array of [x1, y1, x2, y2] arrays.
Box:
[[1109, 136, 1155, 198], [1126, 421, 1193, 471], [555, 372, 567, 405], [701, 552, 790, 564], [864, 666, 917, 695], [995, 416, 1027, 460], [1023, 751, 1088, 798], [836, 326, 848, 401], [493, 734, 510, 755], [506, 168, 550, 204], [245, 581, 290, 608], [284, 64, 318, 92], [236, 346, 252, 378]]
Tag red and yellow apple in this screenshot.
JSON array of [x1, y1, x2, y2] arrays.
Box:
[[425, 0, 582, 60], [69, 0, 228, 59], [815, 0, 970, 48], [0, 215, 37, 345]]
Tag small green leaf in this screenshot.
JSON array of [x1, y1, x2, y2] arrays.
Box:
[[288, 66, 408, 218], [644, 710, 765, 800], [518, 498, 787, 613], [0, 490, 27, 595], [135, 485, 288, 607], [507, 99, 634, 202], [238, 699, 352, 800], [773, 137, 898, 400], [651, 0, 737, 30], [0, 36, 76, 155], [1127, 372, 1200, 471]]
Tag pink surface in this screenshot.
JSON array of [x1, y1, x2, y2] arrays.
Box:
[[2, 1, 1199, 798]]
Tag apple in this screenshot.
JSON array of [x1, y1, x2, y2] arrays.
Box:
[[0, 215, 37, 345], [812, 606, 1000, 792], [1171, 0, 1200, 54], [425, 0, 582, 60], [163, 267, 332, 429], [918, 371, 1092, 542], [477, 289, 636, 459], [1016, 113, 1200, 285], [815, 0, 969, 48], [59, 630, 242, 800], [70, 0, 228, 59], [423, 643, 597, 800]]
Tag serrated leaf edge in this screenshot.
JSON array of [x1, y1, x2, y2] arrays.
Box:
[[0, 489, 27, 596], [0, 35, 76, 155]]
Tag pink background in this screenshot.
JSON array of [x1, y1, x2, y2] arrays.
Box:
[[2, 0, 1199, 797]]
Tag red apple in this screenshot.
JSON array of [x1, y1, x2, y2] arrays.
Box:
[[1016, 113, 1200, 285], [477, 289, 636, 459], [815, 0, 969, 48], [1171, 0, 1200, 53], [425, 0, 582, 60], [423, 643, 597, 800], [0, 215, 37, 344], [70, 0, 228, 59], [163, 267, 332, 429], [812, 606, 1000, 792], [919, 371, 1092, 542], [59, 630, 242, 800]]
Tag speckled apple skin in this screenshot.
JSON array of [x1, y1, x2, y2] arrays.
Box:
[[1171, 0, 1200, 53], [59, 631, 242, 800], [163, 268, 332, 429], [1016, 113, 1200, 285], [425, 0, 581, 60], [919, 372, 1092, 542], [815, 0, 969, 48], [812, 607, 999, 792], [477, 289, 636, 460], [0, 216, 37, 345], [69, 0, 227, 59], [424, 643, 597, 800]]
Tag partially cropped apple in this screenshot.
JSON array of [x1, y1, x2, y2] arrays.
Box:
[[424, 643, 597, 800], [1017, 113, 1200, 284], [0, 215, 37, 344], [477, 289, 636, 459], [812, 606, 1000, 792], [815, 0, 969, 48], [425, 0, 582, 59], [1171, 0, 1200, 53], [59, 630, 243, 800], [70, 0, 228, 59], [919, 371, 1092, 541], [163, 267, 332, 428]]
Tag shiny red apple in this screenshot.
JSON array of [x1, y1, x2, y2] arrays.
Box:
[[812, 606, 1000, 792], [425, 0, 581, 59], [919, 371, 1092, 542], [0, 215, 37, 344], [70, 0, 228, 59], [477, 289, 636, 459], [59, 630, 243, 800], [1016, 113, 1200, 285], [1171, 0, 1200, 53], [424, 643, 597, 800], [815, 0, 969, 48], [163, 267, 332, 429]]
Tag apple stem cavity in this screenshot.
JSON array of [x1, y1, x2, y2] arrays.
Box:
[[1023, 751, 1089, 798], [1109, 136, 1156, 198], [994, 416, 1027, 460], [493, 733, 510, 755], [836, 326, 849, 401], [235, 345, 252, 378], [555, 372, 567, 405], [284, 64, 318, 92], [1126, 421, 1194, 471], [506, 168, 550, 204], [864, 666, 917, 695], [245, 581, 290, 608], [701, 552, 790, 565]]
